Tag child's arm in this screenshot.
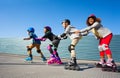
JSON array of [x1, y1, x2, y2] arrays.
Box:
[[23, 37, 31, 40], [79, 22, 100, 33], [81, 31, 89, 36], [35, 37, 46, 41], [58, 33, 67, 40]]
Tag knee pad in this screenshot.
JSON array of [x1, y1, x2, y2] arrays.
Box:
[[27, 48, 31, 51], [68, 44, 75, 53], [47, 44, 52, 50], [98, 45, 103, 51], [37, 50, 41, 53], [98, 44, 109, 51], [102, 44, 109, 51]]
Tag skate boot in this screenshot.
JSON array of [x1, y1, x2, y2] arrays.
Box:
[[55, 57, 62, 64], [25, 56, 33, 63], [42, 56, 47, 62], [47, 55, 56, 65], [96, 59, 106, 68], [102, 59, 117, 72], [64, 57, 80, 71]]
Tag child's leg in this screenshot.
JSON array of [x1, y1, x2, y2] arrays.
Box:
[[47, 40, 62, 64], [52, 40, 60, 57], [65, 38, 80, 70], [69, 38, 80, 65], [26, 44, 35, 61], [47, 44, 56, 64], [53, 46, 62, 64], [102, 34, 115, 66], [47, 44, 54, 54], [35, 44, 46, 61], [98, 39, 106, 65], [103, 34, 113, 59]]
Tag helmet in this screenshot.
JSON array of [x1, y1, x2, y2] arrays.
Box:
[[62, 19, 71, 25], [27, 27, 35, 33], [89, 14, 95, 17], [44, 26, 52, 31], [88, 14, 96, 19]]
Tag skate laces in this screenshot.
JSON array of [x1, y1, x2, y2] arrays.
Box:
[[42, 56, 47, 61], [106, 59, 115, 67], [55, 57, 62, 63], [25, 56, 32, 61], [98, 59, 106, 65]]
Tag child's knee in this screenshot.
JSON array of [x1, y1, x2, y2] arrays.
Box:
[[68, 44, 75, 53], [37, 50, 41, 53], [27, 48, 32, 51]]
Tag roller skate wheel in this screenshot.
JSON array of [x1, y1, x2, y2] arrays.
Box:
[[64, 65, 69, 70]]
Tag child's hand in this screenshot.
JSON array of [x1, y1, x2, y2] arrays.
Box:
[[35, 38, 40, 40], [74, 30, 80, 34], [23, 38, 31, 40], [36, 37, 46, 41], [23, 38, 26, 40]]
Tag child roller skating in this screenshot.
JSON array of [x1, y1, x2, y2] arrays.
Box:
[[23, 27, 47, 63], [36, 26, 62, 65], [59, 19, 87, 71], [80, 14, 117, 72]]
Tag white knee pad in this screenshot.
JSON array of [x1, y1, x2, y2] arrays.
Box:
[[98, 44, 109, 51], [102, 44, 109, 51], [98, 45, 103, 51]]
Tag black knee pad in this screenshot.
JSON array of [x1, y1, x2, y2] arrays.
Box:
[[37, 50, 41, 53], [68, 44, 75, 53], [27, 48, 31, 51]]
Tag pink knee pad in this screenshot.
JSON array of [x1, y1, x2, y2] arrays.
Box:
[[53, 51, 57, 55], [47, 45, 52, 50]]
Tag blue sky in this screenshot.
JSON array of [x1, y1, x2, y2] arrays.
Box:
[[0, 0, 120, 37]]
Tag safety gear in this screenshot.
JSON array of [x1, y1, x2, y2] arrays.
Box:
[[47, 54, 56, 64], [62, 19, 71, 25], [27, 48, 31, 51], [25, 56, 32, 61], [68, 44, 75, 53], [44, 26, 52, 31], [98, 44, 109, 51], [27, 27, 35, 33], [37, 50, 41, 53], [89, 14, 95, 17], [106, 59, 116, 67], [88, 14, 96, 19], [42, 56, 47, 61], [47, 44, 52, 50], [66, 57, 77, 66], [25, 54, 33, 61]]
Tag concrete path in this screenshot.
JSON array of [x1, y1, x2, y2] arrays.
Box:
[[0, 53, 120, 78]]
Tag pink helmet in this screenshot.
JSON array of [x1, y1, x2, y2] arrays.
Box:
[[88, 14, 96, 19]]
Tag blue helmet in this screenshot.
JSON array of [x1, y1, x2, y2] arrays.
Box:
[[27, 27, 35, 33], [44, 26, 52, 32]]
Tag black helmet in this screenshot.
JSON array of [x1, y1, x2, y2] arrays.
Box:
[[62, 19, 71, 25]]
